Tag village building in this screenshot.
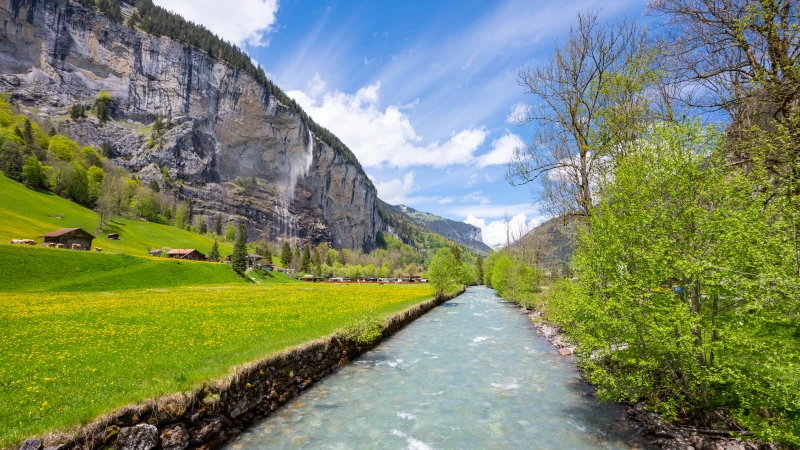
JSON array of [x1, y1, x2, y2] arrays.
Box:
[[107, 233, 119, 240], [39, 228, 95, 250], [148, 249, 163, 257], [167, 248, 207, 261]]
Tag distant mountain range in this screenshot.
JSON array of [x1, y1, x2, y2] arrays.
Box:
[[518, 216, 576, 270], [393, 205, 491, 255]]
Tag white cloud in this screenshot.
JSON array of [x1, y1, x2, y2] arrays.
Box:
[[153, 0, 279, 47], [288, 77, 488, 168], [464, 173, 478, 188], [465, 213, 544, 248], [475, 133, 525, 168], [461, 191, 491, 206], [437, 197, 454, 204], [448, 202, 542, 219], [507, 103, 530, 124], [484, 173, 498, 183], [375, 172, 415, 204]]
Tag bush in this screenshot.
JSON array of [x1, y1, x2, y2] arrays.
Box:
[[22, 157, 47, 189], [95, 91, 112, 124], [340, 311, 384, 346]]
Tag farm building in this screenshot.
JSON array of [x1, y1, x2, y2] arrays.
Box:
[[148, 249, 163, 257], [39, 228, 95, 250], [167, 248, 207, 261], [107, 233, 119, 240]]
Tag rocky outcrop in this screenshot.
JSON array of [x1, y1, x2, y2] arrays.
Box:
[[0, 0, 382, 250], [16, 289, 464, 450]]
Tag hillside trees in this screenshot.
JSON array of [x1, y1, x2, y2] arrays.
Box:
[[280, 240, 293, 267], [208, 239, 220, 263]]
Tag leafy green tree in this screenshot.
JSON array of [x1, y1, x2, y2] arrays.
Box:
[[428, 248, 460, 293], [548, 121, 800, 444], [280, 240, 292, 267], [95, 91, 112, 124], [208, 240, 220, 262], [0, 141, 24, 181], [231, 225, 248, 274], [224, 222, 236, 242], [22, 156, 47, 189]]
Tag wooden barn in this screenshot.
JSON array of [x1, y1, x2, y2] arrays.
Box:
[[167, 248, 207, 261], [39, 228, 95, 250]]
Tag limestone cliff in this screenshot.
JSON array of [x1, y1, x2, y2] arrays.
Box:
[[0, 0, 382, 250]]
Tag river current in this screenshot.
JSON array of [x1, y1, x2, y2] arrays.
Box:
[[224, 286, 650, 449]]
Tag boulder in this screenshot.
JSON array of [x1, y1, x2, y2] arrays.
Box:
[[116, 424, 158, 450], [559, 347, 573, 356], [19, 438, 42, 450], [160, 424, 190, 450]]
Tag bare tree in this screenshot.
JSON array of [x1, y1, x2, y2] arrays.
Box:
[[651, 0, 800, 125], [507, 11, 660, 219]]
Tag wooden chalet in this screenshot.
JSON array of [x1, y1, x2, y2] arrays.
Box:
[[224, 253, 267, 268], [167, 248, 207, 261], [39, 228, 95, 250]]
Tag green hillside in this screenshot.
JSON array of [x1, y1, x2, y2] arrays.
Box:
[[0, 174, 233, 257], [0, 245, 244, 292]]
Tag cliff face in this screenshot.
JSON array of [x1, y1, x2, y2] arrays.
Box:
[[393, 204, 491, 255], [0, 0, 381, 250]]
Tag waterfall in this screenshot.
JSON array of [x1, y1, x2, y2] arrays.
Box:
[[275, 128, 314, 240]]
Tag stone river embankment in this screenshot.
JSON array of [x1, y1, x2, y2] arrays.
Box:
[[15, 289, 464, 450]]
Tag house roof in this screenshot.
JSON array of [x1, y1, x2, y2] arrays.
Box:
[[39, 228, 96, 238], [167, 248, 198, 255]]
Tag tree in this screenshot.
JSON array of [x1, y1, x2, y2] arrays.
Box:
[[70, 103, 86, 121], [231, 224, 248, 274], [281, 240, 293, 267], [550, 121, 800, 443], [300, 243, 312, 273], [225, 222, 237, 242], [23, 119, 34, 148], [213, 215, 222, 235], [208, 239, 220, 262], [0, 141, 23, 181], [507, 11, 659, 219], [652, 0, 800, 125], [475, 255, 484, 285], [428, 248, 460, 293], [22, 156, 47, 189], [95, 91, 112, 124], [451, 245, 462, 263]]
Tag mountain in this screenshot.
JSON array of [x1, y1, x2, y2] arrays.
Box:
[[518, 216, 576, 270], [393, 205, 491, 255], [0, 0, 382, 250]]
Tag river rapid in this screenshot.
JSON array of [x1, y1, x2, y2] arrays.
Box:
[[223, 286, 650, 449]]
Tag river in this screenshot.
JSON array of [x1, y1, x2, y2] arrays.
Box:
[[223, 286, 650, 449]]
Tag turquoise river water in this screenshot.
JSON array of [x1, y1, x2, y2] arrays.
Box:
[[223, 286, 650, 449]]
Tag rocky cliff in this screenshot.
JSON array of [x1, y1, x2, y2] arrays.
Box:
[[0, 0, 381, 250], [394, 204, 491, 255]]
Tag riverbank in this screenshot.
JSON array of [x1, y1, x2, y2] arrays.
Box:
[[12, 288, 464, 450], [511, 301, 774, 450]]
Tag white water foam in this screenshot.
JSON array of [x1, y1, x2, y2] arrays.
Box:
[[473, 336, 489, 343], [397, 412, 417, 420], [391, 430, 433, 450]]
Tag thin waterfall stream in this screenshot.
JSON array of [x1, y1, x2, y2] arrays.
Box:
[[223, 286, 651, 449]]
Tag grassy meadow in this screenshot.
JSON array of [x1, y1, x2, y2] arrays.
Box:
[[0, 174, 233, 257], [0, 283, 436, 446]]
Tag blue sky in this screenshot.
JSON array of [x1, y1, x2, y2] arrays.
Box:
[[154, 0, 649, 246]]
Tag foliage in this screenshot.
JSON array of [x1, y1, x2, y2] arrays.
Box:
[[208, 240, 220, 263], [340, 310, 385, 346], [231, 224, 248, 274], [22, 156, 47, 189], [0, 281, 434, 447], [300, 243, 312, 273], [280, 240, 292, 268], [427, 248, 474, 292], [546, 122, 800, 445], [94, 91, 112, 124], [69, 103, 86, 121]]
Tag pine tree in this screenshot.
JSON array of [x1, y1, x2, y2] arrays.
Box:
[[231, 224, 248, 274], [213, 215, 222, 235], [208, 240, 220, 262], [300, 243, 311, 273], [23, 119, 34, 147], [280, 240, 292, 267], [476, 255, 484, 285]]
